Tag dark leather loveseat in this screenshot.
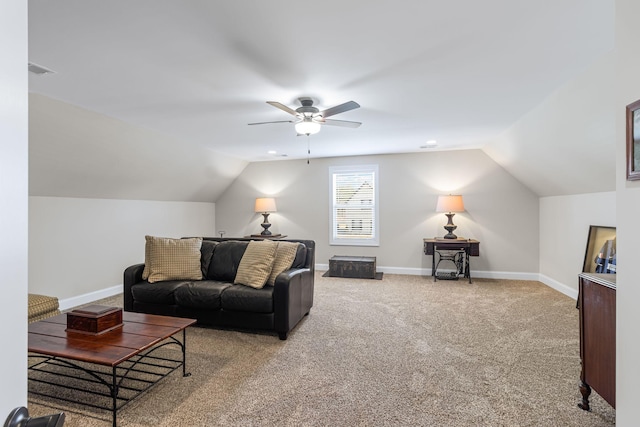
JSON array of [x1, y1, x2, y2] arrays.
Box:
[[123, 237, 315, 339]]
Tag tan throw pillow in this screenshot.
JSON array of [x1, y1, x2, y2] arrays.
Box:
[[234, 240, 277, 289], [145, 236, 203, 283], [266, 242, 300, 286], [142, 241, 151, 280]]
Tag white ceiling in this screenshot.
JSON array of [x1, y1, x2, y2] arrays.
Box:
[[28, 0, 614, 166]]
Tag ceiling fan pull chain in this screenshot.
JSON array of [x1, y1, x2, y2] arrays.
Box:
[[307, 135, 310, 164]]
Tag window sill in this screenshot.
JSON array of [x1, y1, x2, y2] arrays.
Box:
[[330, 240, 380, 247]]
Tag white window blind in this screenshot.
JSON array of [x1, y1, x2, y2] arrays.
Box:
[[329, 165, 379, 246]]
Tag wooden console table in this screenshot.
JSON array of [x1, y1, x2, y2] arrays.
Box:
[[578, 272, 616, 410], [423, 238, 480, 283]]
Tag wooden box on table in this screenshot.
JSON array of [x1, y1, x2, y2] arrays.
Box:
[[66, 304, 123, 335]]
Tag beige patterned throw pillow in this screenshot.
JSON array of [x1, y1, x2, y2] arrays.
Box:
[[234, 240, 277, 289], [145, 236, 203, 283], [266, 242, 300, 286], [142, 241, 151, 280]]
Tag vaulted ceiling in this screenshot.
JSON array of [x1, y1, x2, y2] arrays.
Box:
[[28, 0, 615, 201]]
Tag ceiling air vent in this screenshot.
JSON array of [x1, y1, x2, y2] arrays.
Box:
[[28, 62, 55, 76]]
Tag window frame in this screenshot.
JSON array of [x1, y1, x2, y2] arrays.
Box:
[[329, 164, 380, 246]]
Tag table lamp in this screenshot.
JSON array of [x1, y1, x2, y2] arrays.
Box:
[[436, 194, 465, 239], [253, 197, 278, 236]]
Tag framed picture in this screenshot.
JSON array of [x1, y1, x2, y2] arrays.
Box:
[[582, 225, 616, 274], [626, 99, 640, 180]]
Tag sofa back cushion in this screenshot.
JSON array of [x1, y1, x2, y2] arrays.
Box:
[[200, 240, 218, 276], [291, 243, 308, 269], [207, 240, 249, 282], [144, 236, 203, 283]]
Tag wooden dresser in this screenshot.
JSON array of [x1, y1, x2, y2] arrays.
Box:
[[577, 273, 616, 410]]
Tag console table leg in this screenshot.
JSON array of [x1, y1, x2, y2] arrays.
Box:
[[578, 380, 591, 411], [432, 253, 436, 281]]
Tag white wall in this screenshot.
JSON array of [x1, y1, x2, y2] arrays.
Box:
[[616, 0, 640, 423], [215, 150, 540, 277], [485, 48, 617, 300], [0, 0, 28, 416], [483, 51, 615, 197], [539, 192, 616, 298], [29, 197, 215, 308], [29, 94, 248, 202]]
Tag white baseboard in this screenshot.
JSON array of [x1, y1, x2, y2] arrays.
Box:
[[58, 285, 122, 311], [538, 274, 578, 300], [471, 270, 540, 281], [377, 266, 431, 275], [317, 264, 538, 281], [316, 264, 573, 297], [316, 264, 432, 276]]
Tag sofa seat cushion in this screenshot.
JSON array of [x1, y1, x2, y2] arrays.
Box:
[[131, 280, 189, 305], [174, 280, 231, 310], [221, 284, 274, 313]]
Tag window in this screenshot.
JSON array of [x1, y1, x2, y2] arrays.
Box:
[[329, 165, 379, 246]]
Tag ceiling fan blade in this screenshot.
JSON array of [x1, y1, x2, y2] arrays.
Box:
[[321, 119, 362, 128], [266, 101, 299, 116], [248, 120, 295, 125], [320, 101, 360, 118]]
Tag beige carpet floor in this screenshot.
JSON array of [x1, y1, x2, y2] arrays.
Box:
[[28, 272, 615, 426]]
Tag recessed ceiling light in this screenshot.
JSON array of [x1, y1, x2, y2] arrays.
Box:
[[267, 151, 288, 157], [420, 140, 438, 149]]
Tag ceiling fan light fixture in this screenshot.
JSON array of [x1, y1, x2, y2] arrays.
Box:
[[250, 98, 360, 135], [295, 119, 321, 135]]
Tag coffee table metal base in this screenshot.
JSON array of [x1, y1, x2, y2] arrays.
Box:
[[28, 313, 195, 427]]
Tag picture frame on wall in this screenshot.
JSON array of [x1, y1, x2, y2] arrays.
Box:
[[582, 225, 616, 274], [625, 99, 640, 180]]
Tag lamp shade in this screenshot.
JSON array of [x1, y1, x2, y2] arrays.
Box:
[[295, 118, 321, 135], [255, 197, 277, 213], [435, 195, 464, 213]]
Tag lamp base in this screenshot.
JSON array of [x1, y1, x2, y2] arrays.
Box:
[[442, 213, 458, 239], [443, 230, 458, 239], [260, 228, 272, 236], [258, 213, 272, 236]]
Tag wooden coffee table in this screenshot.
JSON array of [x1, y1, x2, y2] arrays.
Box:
[[28, 311, 196, 427]]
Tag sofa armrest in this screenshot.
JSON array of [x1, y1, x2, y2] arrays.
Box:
[[273, 267, 314, 339], [123, 263, 145, 311]]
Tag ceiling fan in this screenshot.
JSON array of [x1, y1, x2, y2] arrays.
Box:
[[248, 97, 361, 135]]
